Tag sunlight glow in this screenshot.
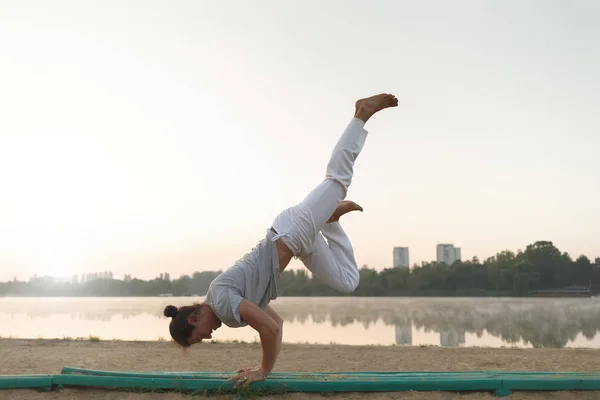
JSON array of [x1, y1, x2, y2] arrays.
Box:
[[34, 232, 75, 279], [1, 0, 599, 281]]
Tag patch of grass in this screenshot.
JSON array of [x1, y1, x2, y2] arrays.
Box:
[[207, 339, 249, 344], [88, 335, 101, 342]]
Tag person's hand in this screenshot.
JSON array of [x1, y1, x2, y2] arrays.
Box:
[[229, 366, 266, 389], [235, 365, 259, 374]]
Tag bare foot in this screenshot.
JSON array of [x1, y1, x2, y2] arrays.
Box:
[[327, 200, 363, 223], [354, 93, 398, 123]]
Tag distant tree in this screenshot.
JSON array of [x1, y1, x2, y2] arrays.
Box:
[[0, 240, 597, 298]]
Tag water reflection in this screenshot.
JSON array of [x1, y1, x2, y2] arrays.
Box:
[[0, 297, 599, 348]]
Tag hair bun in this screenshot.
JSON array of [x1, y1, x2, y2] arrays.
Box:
[[163, 305, 178, 318]]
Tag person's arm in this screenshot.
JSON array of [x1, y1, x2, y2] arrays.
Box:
[[237, 299, 281, 376], [264, 305, 283, 363]]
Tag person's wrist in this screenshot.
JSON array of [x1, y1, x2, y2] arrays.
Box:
[[258, 367, 268, 378]]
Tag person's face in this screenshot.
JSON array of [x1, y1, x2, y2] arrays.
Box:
[[187, 307, 222, 344]]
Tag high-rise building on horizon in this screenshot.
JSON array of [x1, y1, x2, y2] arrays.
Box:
[[393, 247, 410, 268], [436, 243, 461, 265]]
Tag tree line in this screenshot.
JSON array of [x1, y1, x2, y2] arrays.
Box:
[[1, 241, 598, 297]]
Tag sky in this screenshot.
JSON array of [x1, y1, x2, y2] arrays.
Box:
[[0, 0, 599, 281]]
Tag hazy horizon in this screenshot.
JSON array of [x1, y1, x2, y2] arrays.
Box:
[[1, 0, 599, 281]]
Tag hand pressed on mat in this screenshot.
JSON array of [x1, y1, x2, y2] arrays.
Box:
[[229, 366, 266, 389]]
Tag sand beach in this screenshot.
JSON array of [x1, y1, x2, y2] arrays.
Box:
[[1, 339, 600, 399]]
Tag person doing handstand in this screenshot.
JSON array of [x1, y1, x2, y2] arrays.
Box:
[[163, 93, 399, 387]]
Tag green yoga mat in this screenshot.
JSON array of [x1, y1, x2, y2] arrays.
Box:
[[0, 376, 53, 390], [1, 367, 600, 397], [58, 367, 504, 393]]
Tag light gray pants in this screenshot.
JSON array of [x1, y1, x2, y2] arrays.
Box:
[[271, 118, 368, 293]]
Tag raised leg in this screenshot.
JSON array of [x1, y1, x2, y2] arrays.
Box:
[[301, 93, 398, 234], [271, 117, 366, 257], [298, 116, 369, 231], [271, 93, 398, 288]]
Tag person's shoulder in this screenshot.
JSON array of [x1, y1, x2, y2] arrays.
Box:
[[207, 278, 227, 300], [210, 287, 246, 327]]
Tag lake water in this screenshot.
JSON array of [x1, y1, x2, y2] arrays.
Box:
[[1, 297, 599, 348]]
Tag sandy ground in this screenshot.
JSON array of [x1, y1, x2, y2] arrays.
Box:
[[1, 339, 600, 399]]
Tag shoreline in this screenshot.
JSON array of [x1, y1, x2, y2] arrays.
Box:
[[0, 336, 594, 349], [2, 339, 600, 399], [0, 336, 542, 348]]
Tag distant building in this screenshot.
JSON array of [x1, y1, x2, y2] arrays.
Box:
[[393, 247, 410, 268], [436, 243, 461, 265]]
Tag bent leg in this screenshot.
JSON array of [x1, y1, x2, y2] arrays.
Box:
[[300, 221, 359, 293]]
